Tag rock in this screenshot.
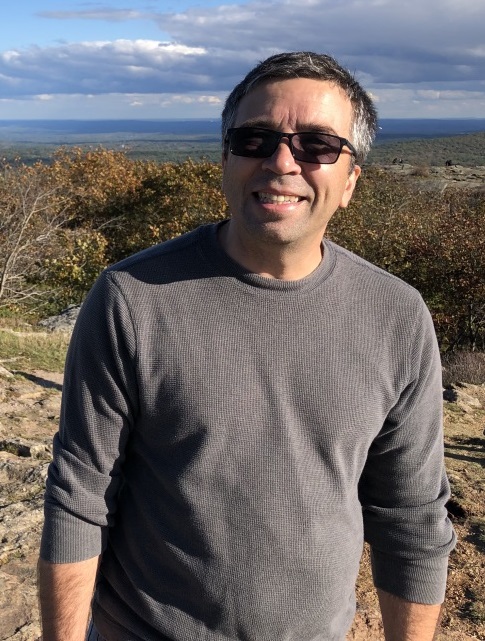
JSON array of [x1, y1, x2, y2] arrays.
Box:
[[0, 365, 14, 379], [380, 163, 485, 191], [443, 384, 483, 413], [0, 450, 47, 639], [436, 634, 480, 640], [0, 556, 42, 641], [38, 304, 81, 333], [0, 439, 52, 459], [443, 388, 458, 402]]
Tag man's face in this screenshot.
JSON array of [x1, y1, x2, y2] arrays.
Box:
[[222, 78, 361, 251]]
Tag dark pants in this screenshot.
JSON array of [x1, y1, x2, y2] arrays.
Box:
[[86, 621, 106, 641]]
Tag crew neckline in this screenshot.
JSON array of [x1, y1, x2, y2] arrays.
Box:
[[196, 222, 337, 294]]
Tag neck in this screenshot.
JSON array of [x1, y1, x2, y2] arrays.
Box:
[[218, 221, 324, 281]]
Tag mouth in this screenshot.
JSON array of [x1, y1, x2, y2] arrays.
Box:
[[257, 192, 303, 204]]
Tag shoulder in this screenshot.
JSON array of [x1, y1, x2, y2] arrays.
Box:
[[324, 240, 434, 348], [326, 239, 424, 306], [91, 223, 222, 298], [106, 224, 207, 277], [77, 224, 217, 328]]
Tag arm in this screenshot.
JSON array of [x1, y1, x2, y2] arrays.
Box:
[[39, 274, 137, 631], [377, 589, 442, 641], [360, 300, 455, 606], [38, 556, 99, 641]]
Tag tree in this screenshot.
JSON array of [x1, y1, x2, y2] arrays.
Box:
[[0, 160, 72, 308]]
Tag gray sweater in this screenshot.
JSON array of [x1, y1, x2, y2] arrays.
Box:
[[41, 222, 455, 641]]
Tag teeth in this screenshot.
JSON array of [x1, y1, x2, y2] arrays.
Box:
[[258, 192, 300, 203]]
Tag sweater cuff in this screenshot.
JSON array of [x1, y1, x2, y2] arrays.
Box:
[[371, 548, 449, 605], [40, 504, 107, 563]]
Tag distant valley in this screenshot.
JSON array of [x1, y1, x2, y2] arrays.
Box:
[[0, 118, 484, 166]]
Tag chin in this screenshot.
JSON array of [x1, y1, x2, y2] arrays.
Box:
[[247, 219, 311, 246]]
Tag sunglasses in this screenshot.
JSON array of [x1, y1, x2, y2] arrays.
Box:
[[226, 127, 357, 165]]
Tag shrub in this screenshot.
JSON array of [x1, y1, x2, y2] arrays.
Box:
[[3, 151, 484, 351], [441, 351, 485, 387], [411, 165, 431, 177], [42, 228, 108, 308], [328, 169, 485, 351]]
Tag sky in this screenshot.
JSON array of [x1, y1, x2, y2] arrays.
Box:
[[0, 0, 484, 120]]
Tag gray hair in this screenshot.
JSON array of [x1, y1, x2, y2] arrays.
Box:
[[221, 51, 378, 165]]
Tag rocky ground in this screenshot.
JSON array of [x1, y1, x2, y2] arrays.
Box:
[[0, 362, 484, 640], [0, 367, 62, 641], [377, 163, 485, 192]]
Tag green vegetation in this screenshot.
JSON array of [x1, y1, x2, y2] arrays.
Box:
[[1, 148, 484, 353]]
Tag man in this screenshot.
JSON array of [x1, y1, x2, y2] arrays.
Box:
[[39, 52, 455, 641]]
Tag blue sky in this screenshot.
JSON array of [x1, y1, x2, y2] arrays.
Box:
[[0, 0, 484, 120]]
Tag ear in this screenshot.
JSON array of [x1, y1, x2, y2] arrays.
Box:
[[339, 164, 361, 209]]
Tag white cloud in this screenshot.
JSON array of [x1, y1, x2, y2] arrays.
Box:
[[0, 40, 209, 98], [199, 96, 222, 104], [0, 0, 484, 118], [160, 94, 222, 107]]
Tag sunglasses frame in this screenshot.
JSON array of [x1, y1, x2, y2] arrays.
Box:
[[226, 127, 357, 165]]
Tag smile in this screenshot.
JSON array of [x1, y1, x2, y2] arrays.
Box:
[[257, 192, 302, 203]]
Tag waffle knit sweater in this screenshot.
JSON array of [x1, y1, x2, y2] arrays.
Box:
[[41, 222, 455, 641]]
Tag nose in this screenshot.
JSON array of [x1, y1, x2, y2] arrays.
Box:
[[261, 137, 302, 175]]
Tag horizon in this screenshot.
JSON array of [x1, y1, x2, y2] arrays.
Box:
[[1, 117, 485, 123], [1, 118, 484, 151]]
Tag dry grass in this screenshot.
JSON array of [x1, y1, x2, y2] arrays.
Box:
[[442, 351, 485, 387], [411, 164, 432, 177], [0, 320, 69, 373]]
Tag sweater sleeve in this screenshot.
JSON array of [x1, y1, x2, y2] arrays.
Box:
[[359, 300, 456, 605], [40, 272, 139, 563]]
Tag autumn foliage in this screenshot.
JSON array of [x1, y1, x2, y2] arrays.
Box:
[[0, 150, 484, 351], [327, 167, 485, 351]]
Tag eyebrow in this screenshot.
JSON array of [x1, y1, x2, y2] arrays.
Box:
[[237, 118, 340, 137]]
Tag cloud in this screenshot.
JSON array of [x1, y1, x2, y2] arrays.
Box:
[[37, 9, 148, 22], [153, 0, 485, 86], [160, 94, 222, 107], [1, 0, 484, 118], [0, 40, 209, 97]]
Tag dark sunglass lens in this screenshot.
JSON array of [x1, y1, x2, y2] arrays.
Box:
[[231, 129, 277, 157], [295, 133, 341, 164], [228, 129, 349, 164]]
